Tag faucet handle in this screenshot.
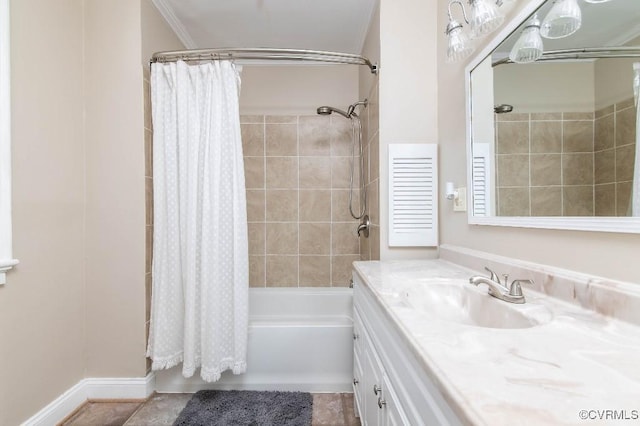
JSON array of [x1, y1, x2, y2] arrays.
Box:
[[509, 281, 523, 297], [484, 267, 500, 283], [509, 279, 534, 297]]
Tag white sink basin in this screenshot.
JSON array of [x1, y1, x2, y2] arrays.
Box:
[[395, 282, 553, 329]]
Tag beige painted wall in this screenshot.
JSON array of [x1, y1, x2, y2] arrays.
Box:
[[438, 2, 640, 283], [359, 0, 379, 102], [378, 0, 439, 260], [0, 3, 182, 421], [83, 0, 148, 377], [594, 57, 636, 110], [594, 35, 640, 110], [239, 65, 359, 115], [0, 1, 86, 424], [141, 0, 185, 65], [494, 61, 596, 112]]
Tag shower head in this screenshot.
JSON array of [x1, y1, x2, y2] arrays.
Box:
[[316, 105, 351, 119], [317, 99, 368, 119], [494, 104, 514, 114]]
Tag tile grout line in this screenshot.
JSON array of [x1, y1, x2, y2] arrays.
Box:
[[263, 116, 267, 287], [297, 115, 301, 288]]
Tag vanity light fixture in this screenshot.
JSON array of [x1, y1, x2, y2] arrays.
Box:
[[509, 15, 544, 63], [468, 0, 505, 39], [445, 0, 475, 63], [540, 0, 582, 39]]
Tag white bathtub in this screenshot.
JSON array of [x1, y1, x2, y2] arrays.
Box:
[[155, 288, 354, 393]]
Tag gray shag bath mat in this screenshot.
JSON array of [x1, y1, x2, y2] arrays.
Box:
[[173, 390, 313, 426]]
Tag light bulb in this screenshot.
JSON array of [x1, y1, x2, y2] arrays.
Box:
[[509, 16, 544, 63], [446, 24, 475, 63], [468, 0, 505, 39], [540, 0, 582, 39], [444, 1, 475, 63]]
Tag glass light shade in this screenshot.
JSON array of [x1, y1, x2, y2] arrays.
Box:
[[540, 0, 582, 39], [509, 21, 544, 63], [582, 0, 613, 3], [469, 0, 505, 39], [446, 25, 475, 63]]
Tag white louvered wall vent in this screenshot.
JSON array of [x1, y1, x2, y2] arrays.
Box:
[[471, 143, 493, 217], [388, 144, 438, 247]]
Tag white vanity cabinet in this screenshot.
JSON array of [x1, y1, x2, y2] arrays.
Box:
[[352, 272, 462, 426]]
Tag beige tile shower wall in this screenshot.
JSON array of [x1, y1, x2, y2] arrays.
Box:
[[594, 98, 636, 216], [360, 77, 380, 261], [495, 112, 596, 216], [242, 115, 361, 287], [359, 0, 380, 261], [495, 99, 637, 217]]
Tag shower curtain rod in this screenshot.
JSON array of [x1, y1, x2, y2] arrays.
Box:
[[151, 48, 379, 74], [492, 46, 640, 67]]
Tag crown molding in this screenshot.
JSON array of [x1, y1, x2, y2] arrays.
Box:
[[151, 0, 197, 49]]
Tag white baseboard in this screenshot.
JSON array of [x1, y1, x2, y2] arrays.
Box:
[[22, 373, 156, 426]]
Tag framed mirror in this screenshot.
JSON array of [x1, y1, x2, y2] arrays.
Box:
[[466, 0, 640, 233]]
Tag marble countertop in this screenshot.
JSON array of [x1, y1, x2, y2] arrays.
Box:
[[353, 260, 640, 426]]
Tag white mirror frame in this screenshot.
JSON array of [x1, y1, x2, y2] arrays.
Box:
[[0, 0, 17, 284], [465, 0, 640, 234]]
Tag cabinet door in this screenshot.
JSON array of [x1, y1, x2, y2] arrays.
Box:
[[353, 308, 365, 419], [353, 309, 364, 361], [381, 373, 410, 426], [353, 352, 364, 419], [362, 331, 384, 426]]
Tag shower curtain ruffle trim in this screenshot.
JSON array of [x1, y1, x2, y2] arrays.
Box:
[[148, 351, 247, 383], [183, 358, 247, 383], [148, 352, 184, 371]]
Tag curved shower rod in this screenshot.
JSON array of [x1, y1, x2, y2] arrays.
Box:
[[151, 47, 379, 74], [492, 46, 640, 67]]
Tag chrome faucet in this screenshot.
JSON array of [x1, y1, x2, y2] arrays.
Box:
[[357, 215, 370, 238], [469, 267, 532, 304]]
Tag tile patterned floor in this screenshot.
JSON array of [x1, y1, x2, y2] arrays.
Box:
[[62, 392, 361, 426]]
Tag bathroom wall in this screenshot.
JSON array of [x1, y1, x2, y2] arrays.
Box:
[[489, 54, 636, 217], [438, 2, 640, 283], [240, 65, 359, 116], [84, 0, 147, 378], [0, 1, 86, 424], [495, 105, 636, 217], [495, 110, 596, 216], [1, 1, 184, 423], [494, 62, 595, 113], [359, 0, 380, 261], [593, 36, 640, 110], [594, 99, 636, 216], [378, 0, 439, 260], [241, 114, 361, 287], [233, 65, 364, 286]]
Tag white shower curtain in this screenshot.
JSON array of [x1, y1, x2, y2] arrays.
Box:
[[632, 63, 640, 216], [147, 60, 249, 382]]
